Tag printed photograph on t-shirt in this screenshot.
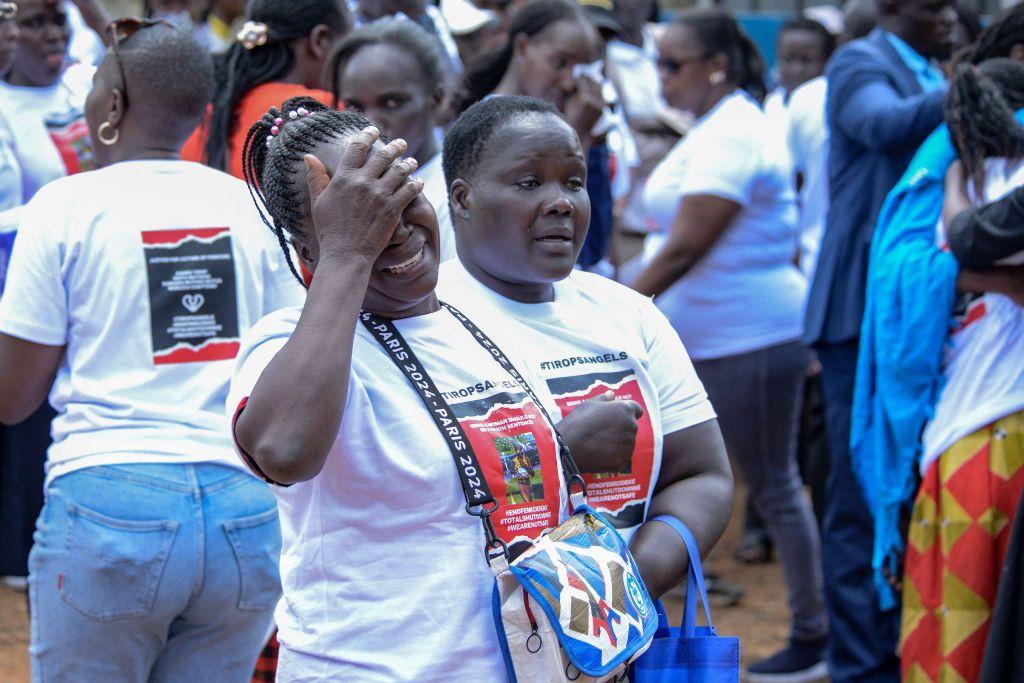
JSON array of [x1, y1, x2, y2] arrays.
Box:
[[497, 433, 544, 504], [446, 387, 561, 547], [547, 370, 655, 531]]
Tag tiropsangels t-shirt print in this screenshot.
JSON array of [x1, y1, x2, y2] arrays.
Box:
[[436, 259, 716, 539]]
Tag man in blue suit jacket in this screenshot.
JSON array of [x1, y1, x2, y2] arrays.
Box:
[[802, 1, 955, 682]]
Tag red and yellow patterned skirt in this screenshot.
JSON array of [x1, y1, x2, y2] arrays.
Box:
[[900, 410, 1024, 682]]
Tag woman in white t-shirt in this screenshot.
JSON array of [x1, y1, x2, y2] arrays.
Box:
[[329, 17, 457, 262], [435, 95, 733, 600], [630, 8, 827, 680], [898, 59, 1024, 683], [0, 0, 93, 596], [230, 95, 597, 680], [0, 23, 303, 680]]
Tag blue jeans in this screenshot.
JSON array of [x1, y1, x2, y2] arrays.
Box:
[[29, 463, 281, 683], [816, 341, 900, 683]]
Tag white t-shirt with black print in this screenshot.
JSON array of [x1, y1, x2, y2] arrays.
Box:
[[0, 160, 304, 484], [228, 304, 567, 682], [436, 259, 716, 539]]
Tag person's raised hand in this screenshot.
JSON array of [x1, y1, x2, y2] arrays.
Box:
[[563, 76, 606, 146], [557, 391, 644, 474], [303, 126, 424, 263]]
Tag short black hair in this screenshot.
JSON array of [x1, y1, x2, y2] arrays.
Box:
[[241, 96, 377, 286], [116, 24, 215, 140], [779, 17, 836, 60], [443, 94, 562, 190], [328, 17, 445, 107]]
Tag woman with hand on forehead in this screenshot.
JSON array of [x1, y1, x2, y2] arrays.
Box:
[[231, 97, 581, 680], [328, 17, 457, 262], [435, 95, 733, 600]]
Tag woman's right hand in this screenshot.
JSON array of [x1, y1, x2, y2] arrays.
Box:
[[303, 126, 424, 264]]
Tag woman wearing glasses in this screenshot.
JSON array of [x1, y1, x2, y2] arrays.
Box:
[[630, 8, 828, 682], [0, 21, 302, 680]]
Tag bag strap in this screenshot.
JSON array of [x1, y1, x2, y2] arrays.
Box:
[[359, 304, 586, 557], [441, 302, 587, 507], [648, 515, 715, 636], [358, 310, 508, 556]]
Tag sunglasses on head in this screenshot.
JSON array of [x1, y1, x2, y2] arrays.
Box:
[[0, 3, 16, 20], [656, 53, 712, 75], [104, 17, 174, 106]]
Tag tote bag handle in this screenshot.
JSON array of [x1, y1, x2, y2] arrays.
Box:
[[649, 515, 716, 637]]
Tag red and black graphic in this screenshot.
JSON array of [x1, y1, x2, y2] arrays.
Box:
[[952, 292, 987, 335], [142, 227, 240, 365], [546, 370, 654, 531], [45, 111, 96, 176], [449, 390, 562, 546]]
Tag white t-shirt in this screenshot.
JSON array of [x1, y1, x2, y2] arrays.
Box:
[[607, 29, 666, 122], [786, 77, 829, 280], [763, 87, 789, 136], [0, 63, 96, 203], [921, 159, 1024, 474], [0, 160, 304, 484], [436, 259, 716, 538], [228, 305, 567, 681], [415, 153, 457, 263], [642, 90, 806, 360]]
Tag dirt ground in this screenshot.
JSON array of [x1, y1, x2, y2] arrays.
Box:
[[0, 487, 811, 682]]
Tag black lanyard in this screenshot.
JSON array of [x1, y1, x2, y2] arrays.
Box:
[[359, 302, 585, 557]]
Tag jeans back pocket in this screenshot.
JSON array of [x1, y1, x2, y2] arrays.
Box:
[[223, 507, 282, 611], [62, 503, 178, 622]]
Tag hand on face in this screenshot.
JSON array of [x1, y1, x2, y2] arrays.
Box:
[[304, 127, 424, 263], [562, 73, 605, 142], [558, 391, 643, 474]]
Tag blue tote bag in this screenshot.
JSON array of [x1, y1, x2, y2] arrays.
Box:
[[631, 515, 740, 682]]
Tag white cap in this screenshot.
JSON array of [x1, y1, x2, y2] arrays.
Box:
[[803, 5, 844, 36], [441, 0, 497, 36]]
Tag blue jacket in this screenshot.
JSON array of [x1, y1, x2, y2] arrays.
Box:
[[803, 29, 946, 346]]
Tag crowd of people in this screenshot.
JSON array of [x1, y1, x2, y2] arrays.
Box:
[[0, 0, 1021, 682]]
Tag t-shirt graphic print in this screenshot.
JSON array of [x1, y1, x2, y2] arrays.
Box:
[[445, 380, 562, 546], [546, 368, 655, 531], [142, 227, 240, 364], [45, 110, 95, 176]]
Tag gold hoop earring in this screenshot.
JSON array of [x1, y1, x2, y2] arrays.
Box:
[[709, 71, 726, 85], [97, 121, 120, 146]]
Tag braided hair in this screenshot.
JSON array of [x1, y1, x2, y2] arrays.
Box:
[[455, 0, 586, 114], [241, 95, 377, 287], [205, 0, 350, 171], [945, 59, 1024, 198], [443, 95, 562, 191], [674, 7, 767, 103], [957, 2, 1024, 65]]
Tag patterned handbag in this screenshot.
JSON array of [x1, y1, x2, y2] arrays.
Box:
[[492, 504, 659, 682]]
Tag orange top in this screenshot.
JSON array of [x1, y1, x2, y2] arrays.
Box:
[[181, 82, 336, 180]]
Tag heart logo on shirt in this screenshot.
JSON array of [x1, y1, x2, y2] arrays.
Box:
[[182, 293, 205, 314]]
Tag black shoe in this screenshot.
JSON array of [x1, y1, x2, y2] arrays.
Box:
[[745, 636, 828, 682]]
